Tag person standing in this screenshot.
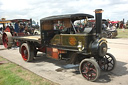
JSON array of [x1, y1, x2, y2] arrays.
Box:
[[116, 22, 119, 29], [14, 22, 19, 33], [120, 21, 124, 32]]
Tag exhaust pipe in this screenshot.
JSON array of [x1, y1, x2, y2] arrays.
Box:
[[95, 9, 103, 37]]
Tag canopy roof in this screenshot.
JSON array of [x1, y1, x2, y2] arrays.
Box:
[[10, 19, 29, 22], [0, 19, 29, 24], [0, 20, 11, 24], [40, 13, 94, 22]]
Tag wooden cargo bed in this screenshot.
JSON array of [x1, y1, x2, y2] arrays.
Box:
[[13, 35, 41, 43]]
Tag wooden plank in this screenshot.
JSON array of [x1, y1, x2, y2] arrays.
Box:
[[13, 35, 41, 41], [20, 36, 40, 40]]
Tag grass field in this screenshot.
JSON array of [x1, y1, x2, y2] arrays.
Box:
[[117, 29, 128, 38], [0, 56, 58, 85]]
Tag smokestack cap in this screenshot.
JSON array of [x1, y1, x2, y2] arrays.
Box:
[[95, 9, 104, 13]]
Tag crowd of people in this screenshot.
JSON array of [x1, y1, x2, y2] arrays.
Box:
[[1, 22, 36, 35]]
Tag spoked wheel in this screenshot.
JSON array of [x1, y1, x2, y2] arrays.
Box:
[[98, 53, 116, 71], [2, 32, 13, 48], [21, 43, 34, 62], [79, 58, 100, 82]]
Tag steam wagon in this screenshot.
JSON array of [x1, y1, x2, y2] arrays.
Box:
[[1, 19, 33, 47], [2, 9, 116, 81]]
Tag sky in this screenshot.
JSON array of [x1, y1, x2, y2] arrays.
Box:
[[0, 0, 128, 23]]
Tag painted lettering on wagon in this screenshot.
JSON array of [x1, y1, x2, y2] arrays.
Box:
[[69, 37, 76, 46]]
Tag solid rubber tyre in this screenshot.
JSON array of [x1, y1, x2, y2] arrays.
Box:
[[21, 43, 34, 62], [2, 32, 13, 48], [79, 58, 100, 82]]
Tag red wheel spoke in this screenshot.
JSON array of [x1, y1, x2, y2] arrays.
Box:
[[83, 64, 88, 70], [82, 64, 89, 73], [91, 73, 96, 76], [83, 74, 88, 80], [90, 67, 97, 73], [82, 72, 87, 74]]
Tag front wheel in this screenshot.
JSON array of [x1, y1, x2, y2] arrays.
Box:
[[98, 53, 116, 71], [79, 58, 100, 82]]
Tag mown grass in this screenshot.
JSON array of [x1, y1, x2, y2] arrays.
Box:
[[0, 56, 58, 85], [117, 29, 128, 38]]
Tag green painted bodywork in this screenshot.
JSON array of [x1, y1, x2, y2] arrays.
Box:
[[50, 34, 61, 45], [50, 34, 89, 48]]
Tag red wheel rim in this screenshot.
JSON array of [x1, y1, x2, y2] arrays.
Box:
[[21, 46, 28, 61], [2, 33, 8, 48], [81, 61, 97, 81]]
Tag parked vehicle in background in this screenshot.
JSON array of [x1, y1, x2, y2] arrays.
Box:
[[102, 26, 118, 38], [102, 20, 118, 38], [89, 19, 118, 38], [0, 18, 39, 46]]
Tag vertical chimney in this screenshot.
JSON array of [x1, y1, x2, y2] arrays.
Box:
[[95, 9, 103, 35]]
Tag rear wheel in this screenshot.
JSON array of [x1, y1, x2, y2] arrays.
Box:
[[21, 43, 34, 62], [2, 32, 13, 48], [79, 58, 100, 81]]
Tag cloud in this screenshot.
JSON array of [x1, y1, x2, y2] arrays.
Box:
[[0, 0, 128, 22]]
